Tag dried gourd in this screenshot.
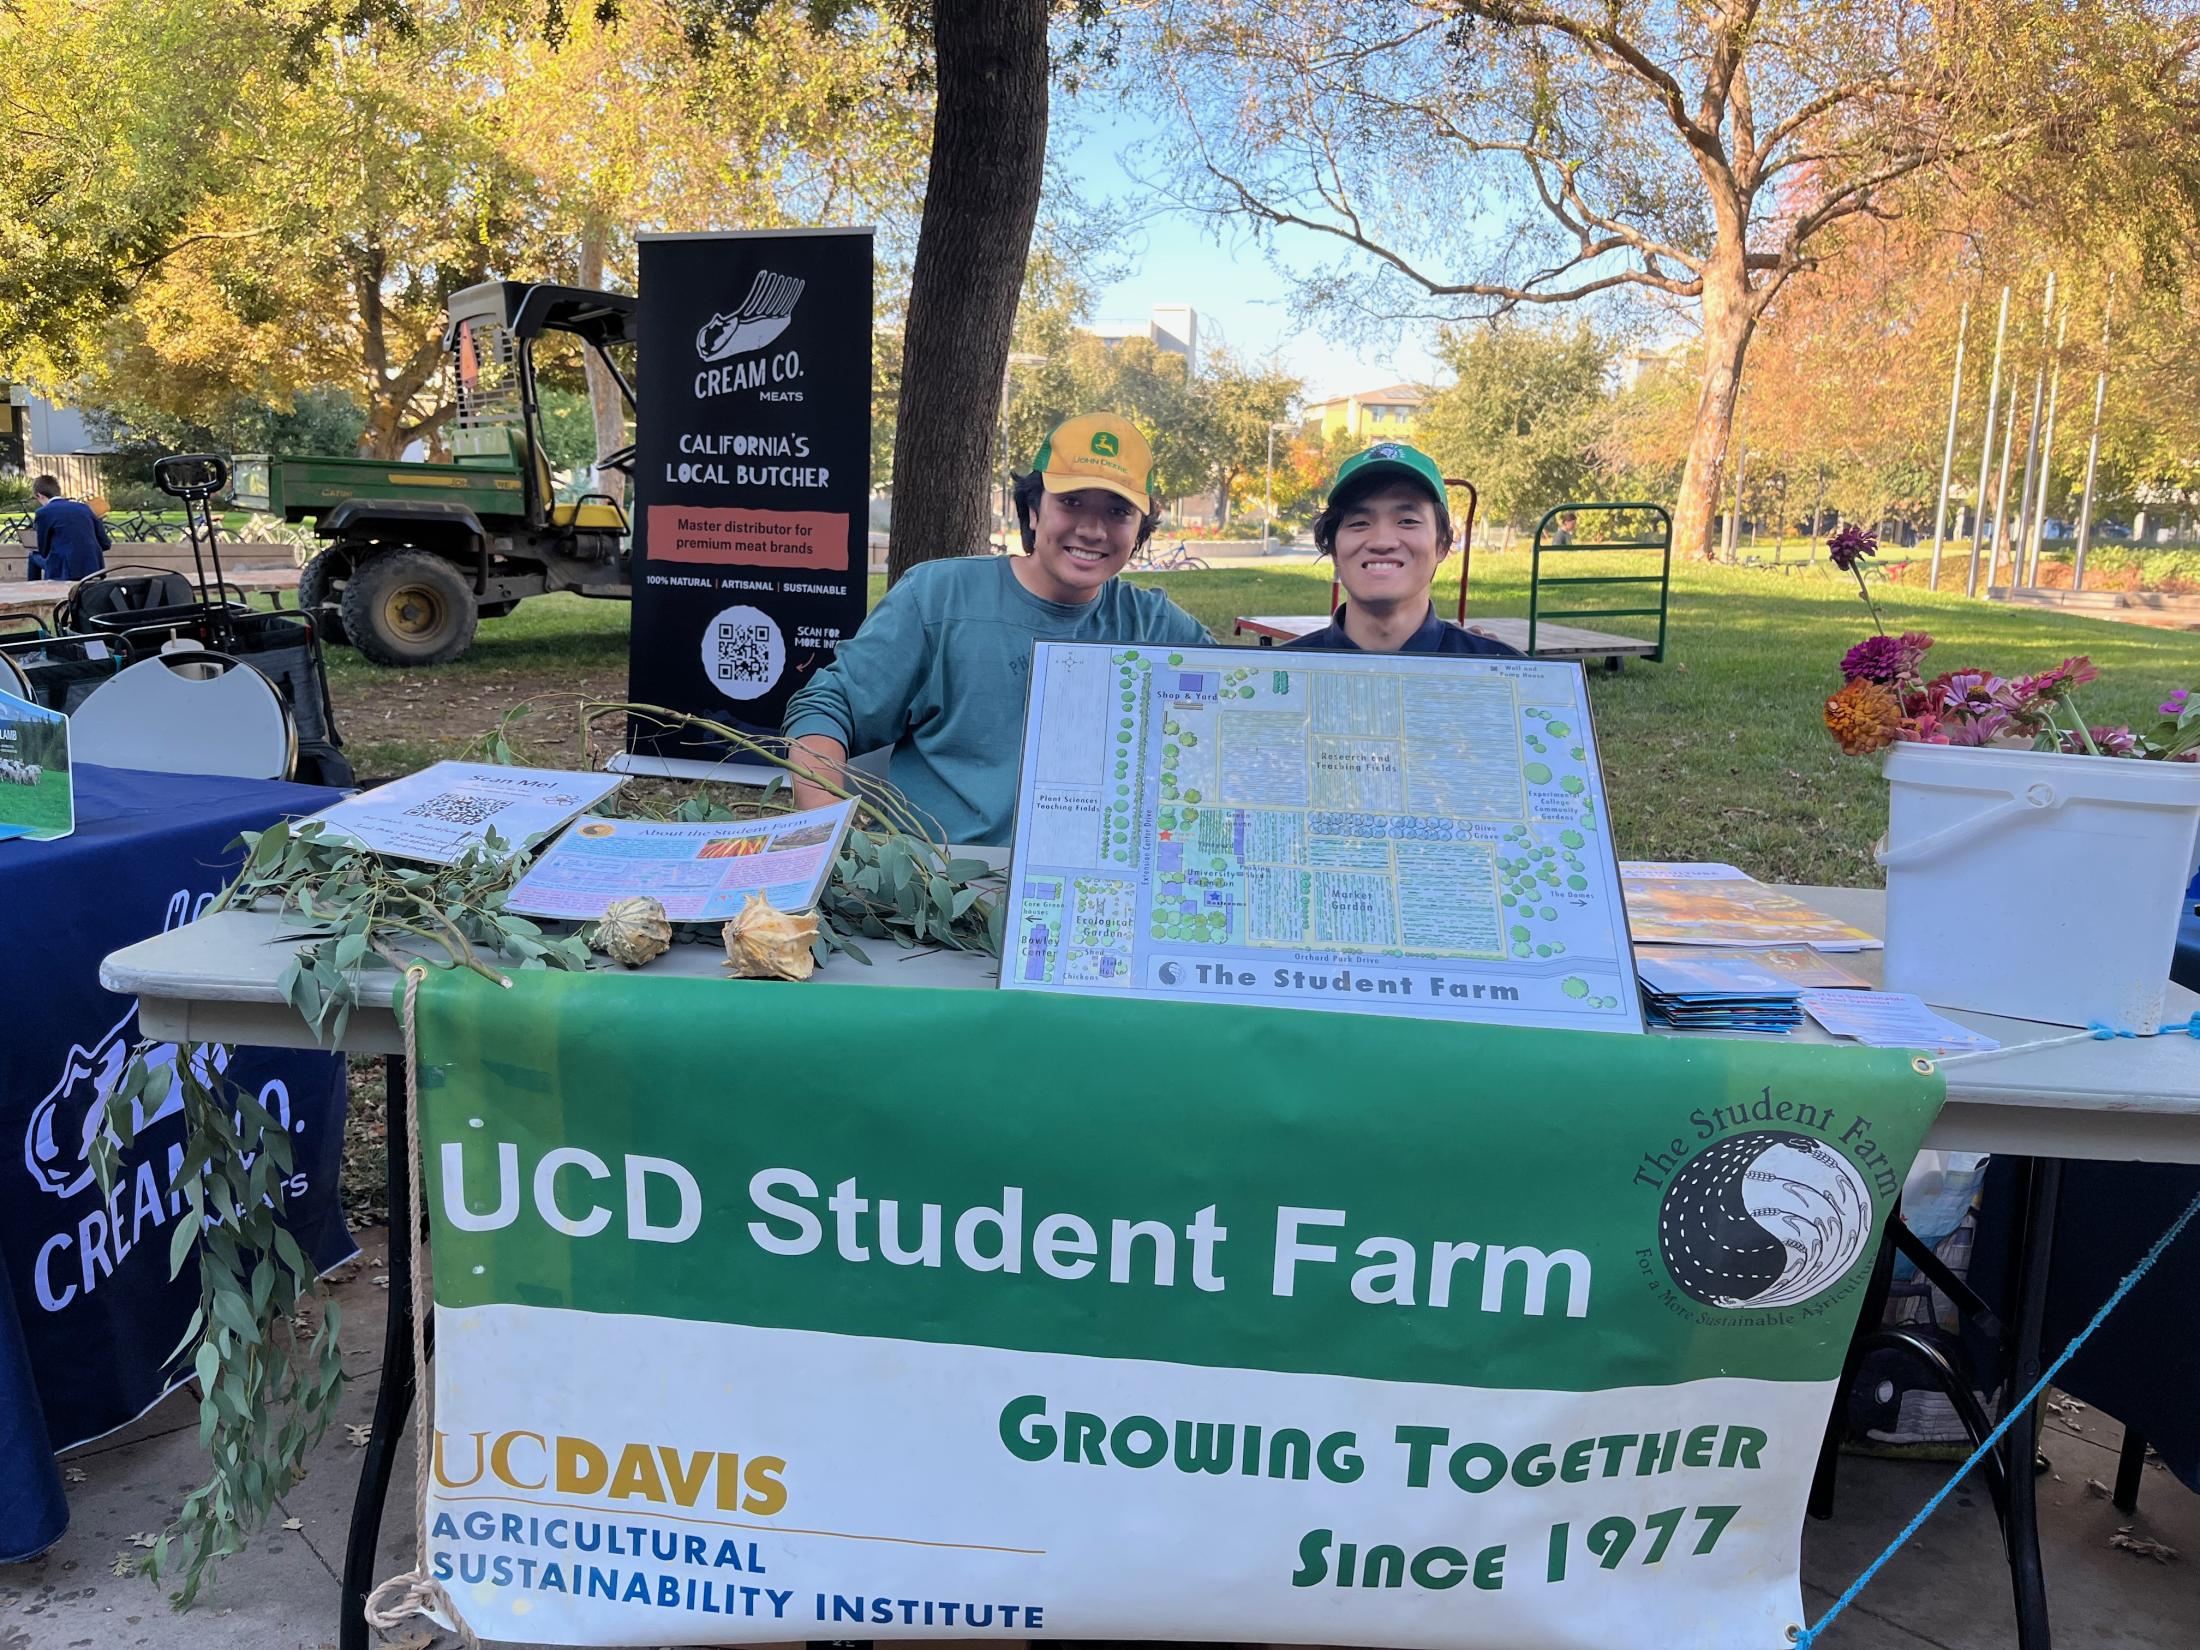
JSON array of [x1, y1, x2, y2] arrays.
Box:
[[591, 895, 673, 968], [722, 893, 819, 981]]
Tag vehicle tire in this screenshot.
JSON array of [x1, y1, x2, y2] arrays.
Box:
[[1185, 556, 1211, 571], [339, 549, 479, 667], [297, 548, 353, 645]]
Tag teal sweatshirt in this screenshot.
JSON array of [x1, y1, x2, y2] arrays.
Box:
[[783, 555, 1209, 845]]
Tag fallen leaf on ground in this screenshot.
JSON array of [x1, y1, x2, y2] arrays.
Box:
[[2085, 1478, 2112, 1498], [372, 1275, 389, 1289], [2111, 1527, 2178, 1563], [345, 1423, 372, 1446], [111, 1555, 136, 1577], [127, 1532, 159, 1549], [281, 1517, 303, 1531], [62, 1467, 86, 1484]]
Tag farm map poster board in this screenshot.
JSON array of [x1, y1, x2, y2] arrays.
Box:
[[628, 228, 873, 759], [407, 967, 1945, 1647], [1003, 644, 1642, 1033]]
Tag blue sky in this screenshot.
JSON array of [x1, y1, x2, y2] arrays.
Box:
[[1053, 101, 1442, 403]]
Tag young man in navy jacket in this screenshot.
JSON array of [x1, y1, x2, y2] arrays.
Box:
[[28, 475, 110, 581], [1285, 443, 1521, 657]]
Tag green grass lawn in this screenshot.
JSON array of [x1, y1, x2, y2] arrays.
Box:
[[1, 766, 76, 836], [324, 554, 2199, 887]]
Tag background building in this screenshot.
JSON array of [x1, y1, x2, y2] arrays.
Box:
[[1311, 383, 1425, 439], [1081, 304, 1199, 373]]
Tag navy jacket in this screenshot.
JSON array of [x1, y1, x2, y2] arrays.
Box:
[[30, 498, 110, 581], [1281, 602, 1525, 657]]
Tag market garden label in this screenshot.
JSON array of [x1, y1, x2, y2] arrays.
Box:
[[408, 969, 1943, 1647], [627, 228, 873, 754]]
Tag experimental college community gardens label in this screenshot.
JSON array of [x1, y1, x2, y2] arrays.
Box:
[[406, 967, 1946, 1648], [628, 229, 873, 760]]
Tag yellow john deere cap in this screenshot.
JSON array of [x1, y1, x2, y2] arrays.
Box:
[[1032, 412, 1156, 511]]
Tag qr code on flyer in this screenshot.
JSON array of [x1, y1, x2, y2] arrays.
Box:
[[715, 622, 772, 684], [402, 792, 512, 826]]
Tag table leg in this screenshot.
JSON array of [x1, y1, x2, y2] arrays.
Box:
[[340, 1052, 415, 1650], [2000, 1157, 2062, 1650], [1809, 1208, 1901, 1521], [2113, 1427, 2148, 1514]]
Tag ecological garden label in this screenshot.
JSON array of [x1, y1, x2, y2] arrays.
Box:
[[408, 970, 1944, 1647], [627, 228, 872, 753]]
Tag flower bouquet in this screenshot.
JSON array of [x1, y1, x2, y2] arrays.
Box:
[[1824, 633, 2200, 763], [1818, 628, 2200, 1028]]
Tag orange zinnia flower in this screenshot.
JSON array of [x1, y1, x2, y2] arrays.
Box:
[[1825, 678, 1904, 755]]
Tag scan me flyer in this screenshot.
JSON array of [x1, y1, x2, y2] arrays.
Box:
[[408, 969, 1945, 1648], [626, 228, 873, 755]]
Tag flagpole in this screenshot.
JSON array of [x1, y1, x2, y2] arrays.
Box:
[[2023, 308, 2068, 587], [1928, 299, 1971, 590], [1966, 286, 2011, 597], [2072, 280, 2114, 594]]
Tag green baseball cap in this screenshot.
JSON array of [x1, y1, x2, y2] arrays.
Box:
[[1327, 441, 1447, 509]]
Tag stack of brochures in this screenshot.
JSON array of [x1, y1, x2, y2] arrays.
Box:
[[1620, 862, 1882, 950], [1636, 952, 1801, 1032], [1635, 947, 1871, 1033]]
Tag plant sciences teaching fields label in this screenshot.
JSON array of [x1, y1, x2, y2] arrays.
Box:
[[410, 970, 1943, 1647]]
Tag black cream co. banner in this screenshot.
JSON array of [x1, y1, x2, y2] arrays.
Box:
[[629, 229, 873, 758]]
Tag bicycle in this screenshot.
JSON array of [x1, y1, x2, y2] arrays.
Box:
[[1132, 539, 1211, 572]]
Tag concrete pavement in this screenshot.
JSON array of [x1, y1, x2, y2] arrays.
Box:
[[5, 1229, 2194, 1648]]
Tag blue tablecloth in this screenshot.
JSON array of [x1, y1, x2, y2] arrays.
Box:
[[0, 765, 357, 1562], [2174, 866, 2200, 994]]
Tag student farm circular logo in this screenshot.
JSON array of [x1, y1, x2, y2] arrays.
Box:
[[1657, 1131, 1871, 1310]]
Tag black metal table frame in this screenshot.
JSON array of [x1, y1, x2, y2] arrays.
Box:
[[338, 1061, 2084, 1650], [1809, 1160, 2069, 1650]]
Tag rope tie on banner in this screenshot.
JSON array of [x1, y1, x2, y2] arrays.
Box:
[[1934, 1014, 2200, 1068], [362, 966, 480, 1649], [1786, 1184, 2200, 1648]]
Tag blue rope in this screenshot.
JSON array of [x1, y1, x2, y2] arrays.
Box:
[[1791, 1184, 2200, 1647]]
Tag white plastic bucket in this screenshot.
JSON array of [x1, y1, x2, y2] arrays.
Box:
[[1878, 742, 2200, 1029]]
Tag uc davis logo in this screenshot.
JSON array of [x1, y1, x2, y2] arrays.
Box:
[[1090, 430, 1120, 457]]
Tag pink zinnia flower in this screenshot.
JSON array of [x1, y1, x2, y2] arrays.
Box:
[[1841, 631, 1934, 685], [1826, 524, 1879, 571]]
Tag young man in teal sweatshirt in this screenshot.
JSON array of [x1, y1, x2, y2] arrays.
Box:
[[784, 413, 1208, 845]]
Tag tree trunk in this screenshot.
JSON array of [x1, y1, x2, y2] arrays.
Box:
[[358, 401, 408, 461], [885, 0, 1050, 582], [1672, 258, 1755, 561], [577, 219, 631, 504]]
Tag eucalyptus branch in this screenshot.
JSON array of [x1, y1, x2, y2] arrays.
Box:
[[90, 1046, 344, 1610]]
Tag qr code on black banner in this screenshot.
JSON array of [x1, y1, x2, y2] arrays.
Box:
[[716, 622, 772, 684], [402, 792, 512, 827]]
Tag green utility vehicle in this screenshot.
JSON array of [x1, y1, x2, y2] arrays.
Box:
[[231, 282, 637, 665]]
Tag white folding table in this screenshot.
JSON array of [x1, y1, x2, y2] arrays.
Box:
[[98, 880, 2200, 1650]]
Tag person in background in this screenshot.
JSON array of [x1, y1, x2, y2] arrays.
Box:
[[27, 475, 110, 581], [785, 413, 1209, 845], [1285, 443, 1523, 657]]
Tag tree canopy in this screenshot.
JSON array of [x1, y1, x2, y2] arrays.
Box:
[[1125, 0, 2200, 556], [0, 0, 931, 456]]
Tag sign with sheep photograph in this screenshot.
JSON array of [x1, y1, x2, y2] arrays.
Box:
[[0, 688, 71, 841]]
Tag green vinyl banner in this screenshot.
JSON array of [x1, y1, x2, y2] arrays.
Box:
[[407, 968, 1945, 1647]]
